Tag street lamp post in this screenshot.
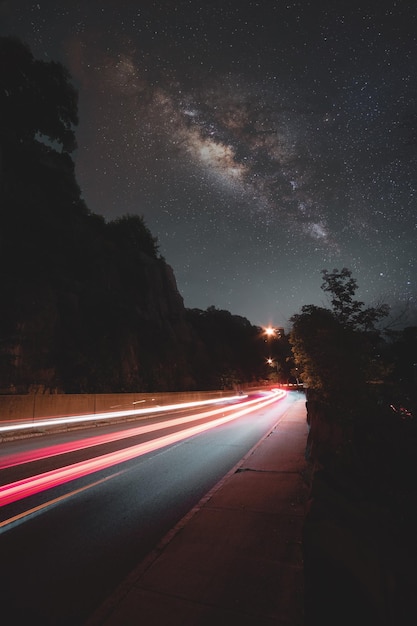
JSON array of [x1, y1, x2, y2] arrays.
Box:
[[262, 325, 283, 384], [266, 357, 279, 380]]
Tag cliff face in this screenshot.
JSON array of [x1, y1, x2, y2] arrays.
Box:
[[0, 141, 264, 394], [0, 37, 199, 394], [0, 141, 198, 392], [108, 255, 198, 394], [0, 247, 197, 394], [1, 38, 266, 395], [138, 255, 186, 321]]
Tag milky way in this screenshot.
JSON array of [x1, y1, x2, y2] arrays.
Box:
[[2, 0, 416, 326]]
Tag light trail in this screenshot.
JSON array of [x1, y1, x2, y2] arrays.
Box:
[[0, 393, 246, 434], [0, 391, 282, 470], [0, 472, 123, 533], [0, 390, 286, 507]]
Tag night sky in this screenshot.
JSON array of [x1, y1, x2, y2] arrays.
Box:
[[2, 1, 417, 328]]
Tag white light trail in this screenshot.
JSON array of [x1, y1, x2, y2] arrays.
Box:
[[0, 394, 247, 434], [0, 390, 286, 507], [1, 391, 279, 469]]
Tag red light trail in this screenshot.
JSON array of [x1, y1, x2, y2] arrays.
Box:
[[0, 390, 286, 507]]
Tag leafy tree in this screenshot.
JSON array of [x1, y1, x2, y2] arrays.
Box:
[[0, 36, 85, 280], [0, 36, 78, 155], [290, 269, 389, 398], [186, 307, 265, 389], [320, 268, 389, 331], [106, 214, 159, 259], [0, 37, 82, 391]]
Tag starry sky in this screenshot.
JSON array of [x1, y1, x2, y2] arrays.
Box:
[[2, 0, 417, 328]]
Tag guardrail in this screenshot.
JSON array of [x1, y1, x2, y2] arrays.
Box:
[[0, 390, 239, 429], [0, 387, 304, 423], [0, 387, 301, 441]]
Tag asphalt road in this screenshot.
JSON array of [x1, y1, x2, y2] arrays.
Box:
[[0, 391, 296, 625]]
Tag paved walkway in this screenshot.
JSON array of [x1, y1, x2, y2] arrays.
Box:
[[87, 397, 308, 626]]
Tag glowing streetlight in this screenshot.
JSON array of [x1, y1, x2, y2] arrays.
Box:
[[266, 357, 279, 383], [264, 326, 276, 338]]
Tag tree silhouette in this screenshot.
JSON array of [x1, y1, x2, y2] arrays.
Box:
[[0, 36, 78, 156], [290, 269, 389, 397], [321, 268, 389, 331], [186, 307, 265, 389]]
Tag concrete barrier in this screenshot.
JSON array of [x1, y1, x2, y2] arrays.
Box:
[[0, 390, 237, 426]]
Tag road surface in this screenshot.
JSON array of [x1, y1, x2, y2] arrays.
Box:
[[0, 390, 297, 624]]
